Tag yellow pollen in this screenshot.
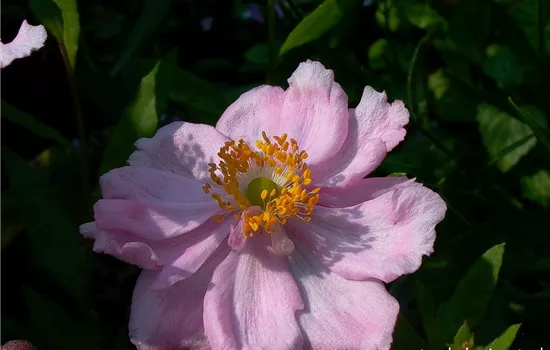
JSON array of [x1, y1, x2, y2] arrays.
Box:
[[205, 132, 320, 237]]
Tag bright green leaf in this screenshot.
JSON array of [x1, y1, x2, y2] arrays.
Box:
[[53, 0, 80, 68], [1, 100, 74, 149], [437, 244, 505, 346], [279, 0, 357, 55], [392, 314, 428, 350], [484, 324, 521, 350], [521, 170, 550, 207], [477, 104, 537, 172], [3, 149, 89, 305], [110, 0, 172, 77], [450, 322, 474, 350], [100, 53, 175, 174]]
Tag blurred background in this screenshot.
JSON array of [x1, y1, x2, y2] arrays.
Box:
[[1, 0, 549, 349]]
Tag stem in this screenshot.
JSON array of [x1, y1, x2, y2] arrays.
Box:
[[59, 41, 92, 209], [267, 0, 277, 84]]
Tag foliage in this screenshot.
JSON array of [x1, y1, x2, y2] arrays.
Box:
[[1, 0, 549, 348]]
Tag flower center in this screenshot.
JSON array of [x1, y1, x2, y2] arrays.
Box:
[[203, 131, 320, 236]]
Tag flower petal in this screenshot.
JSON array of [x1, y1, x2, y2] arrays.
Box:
[[203, 235, 304, 349], [128, 122, 229, 181], [1, 20, 47, 68], [319, 176, 413, 207], [93, 199, 219, 240], [288, 182, 446, 283], [315, 87, 409, 187], [129, 245, 229, 350], [288, 245, 399, 350], [215, 85, 285, 142], [275, 60, 349, 168], [100, 166, 208, 202]]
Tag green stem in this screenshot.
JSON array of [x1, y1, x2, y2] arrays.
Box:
[[59, 41, 91, 209], [267, 0, 277, 84]]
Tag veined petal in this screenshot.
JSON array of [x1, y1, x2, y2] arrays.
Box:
[[275, 60, 349, 169], [289, 245, 399, 350], [93, 199, 219, 240], [100, 166, 208, 202], [128, 122, 230, 182], [203, 235, 304, 349], [288, 182, 446, 283], [130, 245, 229, 350], [216, 85, 284, 143], [1, 21, 47, 68]]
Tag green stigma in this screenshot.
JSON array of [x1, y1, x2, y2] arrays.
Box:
[[246, 177, 279, 208]]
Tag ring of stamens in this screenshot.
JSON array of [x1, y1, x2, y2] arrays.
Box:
[[203, 131, 320, 237]]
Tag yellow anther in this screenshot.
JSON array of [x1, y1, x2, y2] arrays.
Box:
[[213, 215, 224, 223], [270, 188, 277, 197], [261, 190, 268, 200]]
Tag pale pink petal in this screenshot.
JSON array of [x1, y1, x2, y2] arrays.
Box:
[[288, 245, 399, 350], [128, 122, 229, 181], [100, 166, 208, 202], [314, 87, 409, 187], [80, 218, 233, 288], [130, 245, 229, 350], [203, 234, 304, 349], [319, 176, 413, 207], [93, 199, 219, 240], [1, 21, 47, 68], [288, 182, 446, 283], [215, 85, 284, 142], [274, 60, 349, 168]]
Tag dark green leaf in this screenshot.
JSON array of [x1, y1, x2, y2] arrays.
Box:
[[392, 314, 428, 350], [521, 170, 550, 207], [416, 281, 437, 345], [279, 0, 357, 55], [437, 244, 505, 346], [483, 45, 526, 87], [509, 97, 550, 153], [484, 324, 521, 350], [29, 0, 63, 39], [100, 52, 175, 174], [245, 44, 269, 65], [1, 100, 74, 149], [3, 149, 88, 305], [110, 0, 172, 77]]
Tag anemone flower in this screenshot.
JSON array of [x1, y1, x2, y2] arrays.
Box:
[[81, 60, 446, 350], [0, 20, 47, 68]]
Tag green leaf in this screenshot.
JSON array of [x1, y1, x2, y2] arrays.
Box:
[[437, 244, 505, 346], [508, 98, 550, 153], [483, 45, 526, 87], [29, 0, 63, 39], [279, 0, 357, 55], [3, 149, 88, 305], [392, 314, 428, 350], [368, 39, 390, 71], [169, 68, 229, 124], [396, 1, 445, 29], [428, 69, 479, 122], [245, 44, 269, 65], [1, 100, 74, 149], [450, 322, 475, 350], [24, 287, 97, 350], [521, 170, 550, 207], [477, 104, 537, 172], [484, 324, 521, 350], [110, 0, 172, 77], [100, 53, 175, 174], [416, 281, 437, 345], [53, 0, 80, 68]]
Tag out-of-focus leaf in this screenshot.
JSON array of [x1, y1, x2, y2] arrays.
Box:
[[244, 44, 268, 64], [509, 98, 550, 153], [3, 149, 88, 305], [31, 0, 80, 67], [483, 45, 526, 87], [437, 244, 505, 346], [407, 33, 431, 117], [100, 52, 175, 174], [477, 104, 537, 172], [375, 0, 402, 32], [450, 322, 474, 350], [29, 0, 63, 39], [392, 314, 428, 350], [1, 190, 24, 250], [368, 39, 389, 71], [1, 101, 74, 149], [484, 324, 521, 350], [279, 0, 357, 55], [110, 0, 172, 77], [396, 0, 445, 29], [428, 69, 479, 122], [169, 69, 229, 124], [416, 281, 437, 345], [521, 170, 550, 207], [23, 287, 97, 350]]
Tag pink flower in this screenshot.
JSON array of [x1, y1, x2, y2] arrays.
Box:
[[81, 60, 446, 349], [0, 20, 47, 68]]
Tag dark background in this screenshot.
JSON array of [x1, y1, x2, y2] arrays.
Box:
[[1, 0, 550, 349]]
